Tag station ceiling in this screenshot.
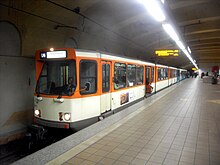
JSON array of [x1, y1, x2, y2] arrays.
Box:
[[1, 0, 220, 70]]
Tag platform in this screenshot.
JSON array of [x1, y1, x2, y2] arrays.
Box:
[[14, 78, 220, 165]]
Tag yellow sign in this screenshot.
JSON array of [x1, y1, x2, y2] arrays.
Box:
[[192, 68, 197, 71], [155, 50, 179, 56]]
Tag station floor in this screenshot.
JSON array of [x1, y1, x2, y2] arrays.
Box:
[[39, 78, 220, 165]]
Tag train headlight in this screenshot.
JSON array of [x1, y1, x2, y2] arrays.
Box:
[[34, 109, 41, 117], [64, 113, 71, 121]]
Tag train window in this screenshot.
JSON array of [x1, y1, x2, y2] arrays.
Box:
[[145, 66, 150, 85], [80, 60, 97, 95], [158, 68, 161, 80], [36, 60, 76, 96], [158, 68, 164, 80], [170, 69, 173, 78], [127, 64, 136, 87], [177, 70, 180, 77], [174, 70, 177, 77], [151, 67, 154, 82], [102, 64, 110, 92], [158, 68, 168, 81], [137, 66, 144, 85], [165, 68, 168, 79], [114, 63, 126, 90]]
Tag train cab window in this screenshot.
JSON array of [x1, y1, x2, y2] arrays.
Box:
[[127, 64, 136, 87], [80, 60, 97, 95], [36, 60, 76, 96], [114, 63, 126, 90], [137, 66, 144, 85]]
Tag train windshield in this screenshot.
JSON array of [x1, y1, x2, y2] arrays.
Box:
[[36, 60, 76, 96]]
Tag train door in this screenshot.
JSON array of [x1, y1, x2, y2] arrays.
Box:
[[101, 61, 111, 113], [177, 69, 180, 82], [146, 66, 152, 93]]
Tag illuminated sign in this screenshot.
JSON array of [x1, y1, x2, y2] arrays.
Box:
[[155, 50, 179, 56], [40, 50, 67, 59]]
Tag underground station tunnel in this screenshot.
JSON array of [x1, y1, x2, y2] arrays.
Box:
[[0, 0, 220, 165]]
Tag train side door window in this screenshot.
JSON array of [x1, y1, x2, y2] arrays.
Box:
[[80, 60, 97, 95], [146, 66, 150, 85], [136, 66, 144, 85], [158, 68, 162, 81], [102, 63, 110, 92], [127, 64, 136, 87], [151, 67, 154, 82], [170, 69, 173, 78], [174, 70, 177, 77], [114, 63, 126, 89], [165, 68, 168, 79]]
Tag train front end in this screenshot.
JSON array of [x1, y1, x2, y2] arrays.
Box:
[[34, 48, 77, 129]]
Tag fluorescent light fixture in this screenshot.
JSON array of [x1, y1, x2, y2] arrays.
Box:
[[182, 49, 190, 58], [162, 23, 179, 41], [187, 46, 191, 53], [138, 0, 166, 22], [138, 0, 198, 69], [176, 40, 185, 50], [182, 49, 198, 69]]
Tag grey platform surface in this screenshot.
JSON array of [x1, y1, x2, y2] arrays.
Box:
[[13, 78, 220, 165]]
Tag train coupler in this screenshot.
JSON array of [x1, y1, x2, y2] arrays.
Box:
[[26, 124, 47, 141]]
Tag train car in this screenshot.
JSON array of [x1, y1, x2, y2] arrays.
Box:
[[180, 68, 188, 80], [155, 64, 169, 91], [168, 66, 178, 86], [33, 48, 182, 130]]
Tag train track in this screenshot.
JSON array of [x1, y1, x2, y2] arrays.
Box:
[[0, 127, 74, 165]]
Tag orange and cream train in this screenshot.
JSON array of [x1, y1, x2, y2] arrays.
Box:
[[34, 48, 187, 130]]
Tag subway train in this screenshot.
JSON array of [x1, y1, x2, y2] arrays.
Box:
[[33, 48, 187, 130]]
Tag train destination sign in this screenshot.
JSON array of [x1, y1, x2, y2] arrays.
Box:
[[155, 50, 179, 57], [40, 50, 67, 59]]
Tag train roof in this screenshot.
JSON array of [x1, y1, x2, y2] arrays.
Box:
[[76, 49, 155, 66], [74, 49, 182, 70]]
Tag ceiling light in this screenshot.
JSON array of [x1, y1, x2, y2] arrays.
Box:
[[161, 0, 165, 4], [162, 23, 179, 41], [176, 40, 185, 50], [182, 49, 190, 58], [138, 0, 166, 22], [187, 46, 191, 53], [182, 49, 198, 69]]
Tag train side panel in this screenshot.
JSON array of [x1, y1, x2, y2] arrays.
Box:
[[111, 86, 145, 110], [169, 77, 178, 85], [168, 78, 174, 85], [156, 80, 169, 91]]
